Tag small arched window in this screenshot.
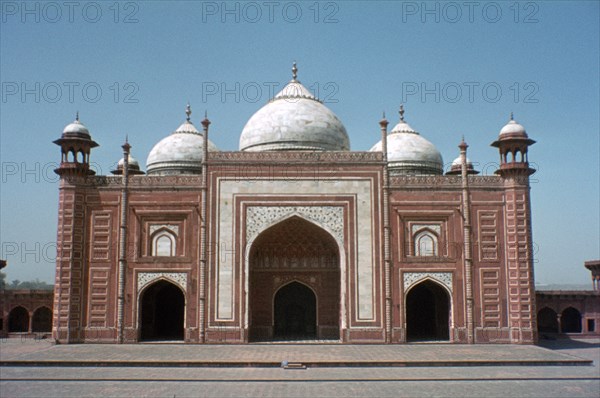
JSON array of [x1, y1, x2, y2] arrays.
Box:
[[414, 230, 438, 257], [152, 229, 176, 256]]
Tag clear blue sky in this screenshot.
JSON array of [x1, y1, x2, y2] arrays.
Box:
[[1, 1, 598, 286]]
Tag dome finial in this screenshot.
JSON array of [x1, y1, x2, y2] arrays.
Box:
[[185, 103, 192, 122], [292, 61, 298, 81], [399, 105, 405, 122], [510, 112, 514, 121], [75, 111, 79, 122]]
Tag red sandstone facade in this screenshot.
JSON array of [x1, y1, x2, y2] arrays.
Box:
[[51, 130, 538, 344]]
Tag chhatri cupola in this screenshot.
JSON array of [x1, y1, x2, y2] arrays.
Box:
[[491, 113, 536, 177], [53, 112, 99, 177]]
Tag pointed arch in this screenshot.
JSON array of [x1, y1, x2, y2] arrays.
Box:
[[31, 306, 52, 333], [151, 227, 177, 256], [561, 307, 582, 333], [8, 306, 29, 333], [413, 228, 439, 256], [273, 281, 317, 340], [246, 214, 341, 342], [139, 279, 185, 341], [405, 279, 451, 341]]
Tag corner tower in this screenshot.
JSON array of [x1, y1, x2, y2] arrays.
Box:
[[52, 114, 98, 343], [492, 114, 537, 343]]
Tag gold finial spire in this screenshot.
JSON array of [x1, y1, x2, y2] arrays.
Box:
[[185, 103, 192, 122], [399, 105, 405, 122], [292, 61, 298, 81]]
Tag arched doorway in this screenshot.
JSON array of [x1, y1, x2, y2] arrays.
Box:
[[274, 282, 316, 339], [561, 307, 582, 333], [31, 307, 52, 332], [8, 306, 29, 332], [406, 280, 450, 341], [140, 280, 185, 341], [537, 307, 558, 333], [248, 216, 340, 341]]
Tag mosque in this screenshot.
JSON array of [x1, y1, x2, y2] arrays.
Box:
[[50, 64, 538, 344]]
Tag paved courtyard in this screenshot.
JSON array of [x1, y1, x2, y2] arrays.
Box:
[[1, 337, 599, 397]]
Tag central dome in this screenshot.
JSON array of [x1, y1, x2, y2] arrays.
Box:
[[239, 63, 350, 151]]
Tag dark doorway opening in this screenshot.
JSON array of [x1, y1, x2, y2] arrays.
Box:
[[31, 307, 52, 332], [140, 280, 185, 341], [406, 280, 450, 341], [537, 307, 559, 333], [274, 282, 316, 340], [8, 306, 29, 332], [561, 307, 582, 333]]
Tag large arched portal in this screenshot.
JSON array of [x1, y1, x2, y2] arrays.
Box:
[[406, 280, 450, 341], [140, 280, 185, 341], [249, 216, 340, 342]]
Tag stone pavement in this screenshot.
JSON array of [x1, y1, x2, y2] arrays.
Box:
[[0, 338, 591, 367], [1, 338, 599, 397]]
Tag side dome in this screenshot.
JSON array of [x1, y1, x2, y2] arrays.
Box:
[[146, 105, 218, 175], [239, 63, 350, 151], [445, 155, 479, 175], [370, 106, 443, 175], [112, 153, 145, 175]]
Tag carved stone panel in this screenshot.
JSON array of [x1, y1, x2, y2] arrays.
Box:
[[137, 272, 187, 294], [403, 272, 453, 293]]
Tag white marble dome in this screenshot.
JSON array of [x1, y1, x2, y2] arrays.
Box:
[[451, 155, 472, 167], [370, 109, 443, 175], [239, 66, 350, 151], [146, 110, 218, 175], [499, 117, 527, 137], [118, 154, 140, 168], [62, 114, 91, 138]]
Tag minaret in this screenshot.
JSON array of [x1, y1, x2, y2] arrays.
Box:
[[117, 138, 131, 343], [380, 111, 392, 343], [492, 114, 537, 343], [52, 114, 98, 343], [459, 137, 475, 343], [199, 105, 210, 343]]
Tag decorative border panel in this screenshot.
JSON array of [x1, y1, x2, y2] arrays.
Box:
[[137, 272, 187, 293], [403, 272, 453, 293]]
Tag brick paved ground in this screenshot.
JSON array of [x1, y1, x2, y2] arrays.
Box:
[[0, 338, 590, 366], [1, 337, 598, 397]]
